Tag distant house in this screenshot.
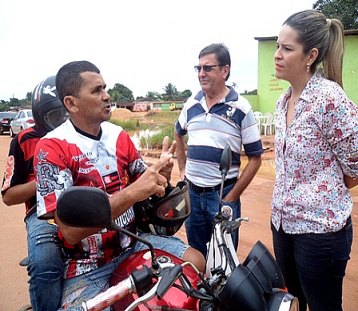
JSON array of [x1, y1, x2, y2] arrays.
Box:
[[116, 102, 135, 111], [247, 29, 358, 113], [133, 102, 150, 112], [150, 100, 185, 111]]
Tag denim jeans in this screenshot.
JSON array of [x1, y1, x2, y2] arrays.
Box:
[[25, 212, 64, 311], [185, 183, 240, 257], [59, 232, 189, 310], [271, 217, 353, 311]]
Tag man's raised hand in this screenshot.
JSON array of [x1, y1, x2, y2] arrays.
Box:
[[159, 136, 176, 182]]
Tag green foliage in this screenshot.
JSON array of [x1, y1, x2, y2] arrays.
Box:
[[180, 89, 192, 100], [242, 89, 258, 95], [313, 0, 358, 29], [0, 96, 30, 109], [0, 103, 11, 111], [110, 119, 143, 131], [2, 80, 192, 105], [145, 91, 162, 101], [26, 92, 32, 102], [145, 110, 180, 124], [140, 125, 175, 149], [162, 83, 179, 101], [9, 97, 20, 106], [2, 81, 192, 108], [161, 83, 192, 101], [109, 110, 179, 149], [108, 83, 134, 102]]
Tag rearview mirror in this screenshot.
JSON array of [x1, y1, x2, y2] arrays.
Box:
[[56, 186, 112, 228], [219, 144, 232, 176]]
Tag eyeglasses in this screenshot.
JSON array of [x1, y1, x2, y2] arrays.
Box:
[[194, 64, 225, 73]]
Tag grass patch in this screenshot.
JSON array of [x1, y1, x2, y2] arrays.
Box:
[[145, 111, 180, 125], [140, 125, 175, 149], [110, 119, 143, 131], [110, 110, 182, 149]]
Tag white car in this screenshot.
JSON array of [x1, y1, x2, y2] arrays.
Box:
[[10, 109, 35, 137]]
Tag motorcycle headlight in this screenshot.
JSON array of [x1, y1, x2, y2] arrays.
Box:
[[243, 241, 285, 289], [218, 264, 267, 311], [267, 290, 299, 311]]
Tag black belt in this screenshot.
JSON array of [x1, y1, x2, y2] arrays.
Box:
[[186, 177, 237, 193]]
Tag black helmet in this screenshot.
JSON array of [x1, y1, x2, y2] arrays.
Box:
[[134, 181, 191, 236], [32, 75, 68, 132]]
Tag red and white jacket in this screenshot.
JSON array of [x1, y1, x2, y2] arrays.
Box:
[[34, 120, 146, 278]]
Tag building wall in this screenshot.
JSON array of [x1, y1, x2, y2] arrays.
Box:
[[257, 40, 289, 113], [242, 94, 260, 111], [255, 33, 358, 112], [343, 35, 358, 102]]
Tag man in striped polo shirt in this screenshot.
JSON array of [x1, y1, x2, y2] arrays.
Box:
[[174, 43, 263, 257]]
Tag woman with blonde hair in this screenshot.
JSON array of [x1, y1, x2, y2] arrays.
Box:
[[272, 9, 358, 311]]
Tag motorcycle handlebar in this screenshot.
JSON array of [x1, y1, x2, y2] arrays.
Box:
[[81, 262, 188, 311], [82, 276, 136, 311]]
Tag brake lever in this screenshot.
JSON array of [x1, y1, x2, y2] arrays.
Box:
[[223, 217, 249, 233], [124, 261, 177, 310], [124, 277, 162, 311], [156, 265, 183, 299]]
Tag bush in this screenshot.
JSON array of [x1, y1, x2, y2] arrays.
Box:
[[110, 119, 148, 131], [140, 125, 175, 149]]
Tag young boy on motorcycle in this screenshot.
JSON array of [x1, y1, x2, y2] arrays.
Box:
[[2, 76, 68, 310]]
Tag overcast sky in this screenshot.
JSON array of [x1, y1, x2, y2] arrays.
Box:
[[0, 0, 315, 101]]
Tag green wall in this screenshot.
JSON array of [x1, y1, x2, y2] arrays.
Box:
[[242, 94, 259, 111], [343, 35, 358, 102], [256, 33, 358, 112], [257, 40, 289, 113]]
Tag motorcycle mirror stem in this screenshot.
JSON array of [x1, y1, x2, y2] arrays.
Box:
[[109, 222, 160, 270], [57, 186, 160, 270], [218, 144, 232, 213]]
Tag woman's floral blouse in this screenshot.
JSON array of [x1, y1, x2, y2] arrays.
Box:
[[272, 72, 358, 234]]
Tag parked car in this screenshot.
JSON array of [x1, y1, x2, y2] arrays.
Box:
[[10, 109, 35, 137], [0, 111, 17, 135]]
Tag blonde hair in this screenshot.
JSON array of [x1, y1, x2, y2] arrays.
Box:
[[283, 10, 344, 87]]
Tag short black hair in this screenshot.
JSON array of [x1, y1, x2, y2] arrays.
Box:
[[56, 60, 100, 102]]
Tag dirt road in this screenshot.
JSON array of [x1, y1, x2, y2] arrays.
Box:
[[0, 134, 357, 310]]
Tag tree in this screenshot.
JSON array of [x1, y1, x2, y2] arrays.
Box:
[[0, 103, 10, 111], [313, 0, 358, 29], [145, 91, 162, 101], [162, 83, 179, 101], [180, 89, 192, 101], [26, 92, 32, 102], [108, 83, 134, 102], [9, 97, 20, 107]]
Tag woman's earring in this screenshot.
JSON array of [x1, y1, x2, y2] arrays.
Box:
[[306, 63, 311, 73]]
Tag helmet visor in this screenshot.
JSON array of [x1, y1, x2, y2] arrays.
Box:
[[44, 107, 69, 130], [156, 186, 190, 221], [157, 187, 190, 221]]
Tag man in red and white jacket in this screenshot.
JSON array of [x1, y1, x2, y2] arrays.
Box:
[[34, 60, 205, 310]]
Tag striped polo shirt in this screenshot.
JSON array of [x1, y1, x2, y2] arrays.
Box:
[[175, 86, 263, 187]]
